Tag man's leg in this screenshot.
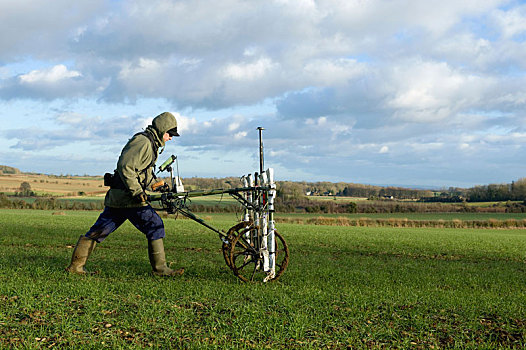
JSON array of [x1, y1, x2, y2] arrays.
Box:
[[66, 207, 126, 274], [85, 207, 127, 243], [127, 205, 184, 276], [66, 236, 97, 274]]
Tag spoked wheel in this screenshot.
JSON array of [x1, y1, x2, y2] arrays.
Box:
[[229, 229, 289, 283], [222, 221, 252, 269]]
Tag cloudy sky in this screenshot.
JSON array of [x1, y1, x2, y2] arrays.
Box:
[[1, 0, 525, 188]]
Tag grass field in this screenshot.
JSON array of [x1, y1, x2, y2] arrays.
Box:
[[1, 209, 526, 348]]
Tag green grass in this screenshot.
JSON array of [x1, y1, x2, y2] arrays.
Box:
[[1, 209, 526, 348], [186, 194, 238, 206]]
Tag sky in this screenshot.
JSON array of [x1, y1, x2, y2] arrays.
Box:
[[1, 0, 526, 188]]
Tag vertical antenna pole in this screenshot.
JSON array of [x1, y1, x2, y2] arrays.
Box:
[[257, 127, 265, 175], [175, 156, 180, 182]]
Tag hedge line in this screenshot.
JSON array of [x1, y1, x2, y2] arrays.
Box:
[[0, 194, 104, 211], [276, 216, 526, 228]]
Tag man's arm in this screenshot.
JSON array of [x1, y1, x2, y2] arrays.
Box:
[[116, 136, 154, 198]]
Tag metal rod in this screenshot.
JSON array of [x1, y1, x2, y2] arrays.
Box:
[[230, 192, 259, 211], [257, 127, 264, 175], [148, 186, 272, 202], [175, 207, 226, 238], [175, 156, 181, 185]]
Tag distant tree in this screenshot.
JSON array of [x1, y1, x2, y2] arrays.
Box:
[[20, 182, 31, 191], [17, 182, 35, 197], [512, 178, 526, 200]]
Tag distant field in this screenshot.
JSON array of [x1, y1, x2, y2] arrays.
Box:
[[309, 195, 525, 209], [307, 195, 368, 202], [0, 173, 105, 196], [184, 194, 238, 206], [1, 209, 526, 348], [1, 173, 240, 205]]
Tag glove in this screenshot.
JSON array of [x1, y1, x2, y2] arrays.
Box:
[[134, 192, 148, 203], [151, 180, 165, 191]]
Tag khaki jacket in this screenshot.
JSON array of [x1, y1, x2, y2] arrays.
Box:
[[104, 112, 177, 208]]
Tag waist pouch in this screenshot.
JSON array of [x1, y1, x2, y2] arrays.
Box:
[[104, 172, 127, 190]]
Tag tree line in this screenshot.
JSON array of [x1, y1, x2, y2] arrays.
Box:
[[466, 179, 526, 202], [183, 176, 526, 202]]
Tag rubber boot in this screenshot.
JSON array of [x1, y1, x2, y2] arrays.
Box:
[[66, 235, 97, 274], [148, 238, 184, 276]]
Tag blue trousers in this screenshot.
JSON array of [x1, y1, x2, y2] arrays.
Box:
[[85, 205, 165, 243]]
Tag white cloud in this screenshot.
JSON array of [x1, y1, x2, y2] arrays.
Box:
[[233, 131, 247, 140], [54, 112, 90, 125], [493, 5, 526, 39], [305, 116, 328, 126], [303, 58, 365, 86], [223, 58, 276, 81], [228, 122, 240, 131], [118, 58, 162, 80], [19, 65, 81, 84], [386, 59, 489, 122]]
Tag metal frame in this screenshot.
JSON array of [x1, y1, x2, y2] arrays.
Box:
[[150, 185, 270, 240], [147, 128, 288, 282]]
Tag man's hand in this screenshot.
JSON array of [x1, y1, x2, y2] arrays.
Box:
[[134, 192, 148, 203], [151, 180, 165, 191]]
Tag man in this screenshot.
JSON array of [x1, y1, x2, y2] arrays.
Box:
[[66, 112, 184, 276]]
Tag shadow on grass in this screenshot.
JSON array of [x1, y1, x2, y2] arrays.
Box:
[[0, 251, 68, 271], [0, 249, 245, 285]]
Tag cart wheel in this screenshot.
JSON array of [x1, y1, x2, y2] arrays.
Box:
[[222, 221, 252, 269], [229, 229, 289, 283]]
